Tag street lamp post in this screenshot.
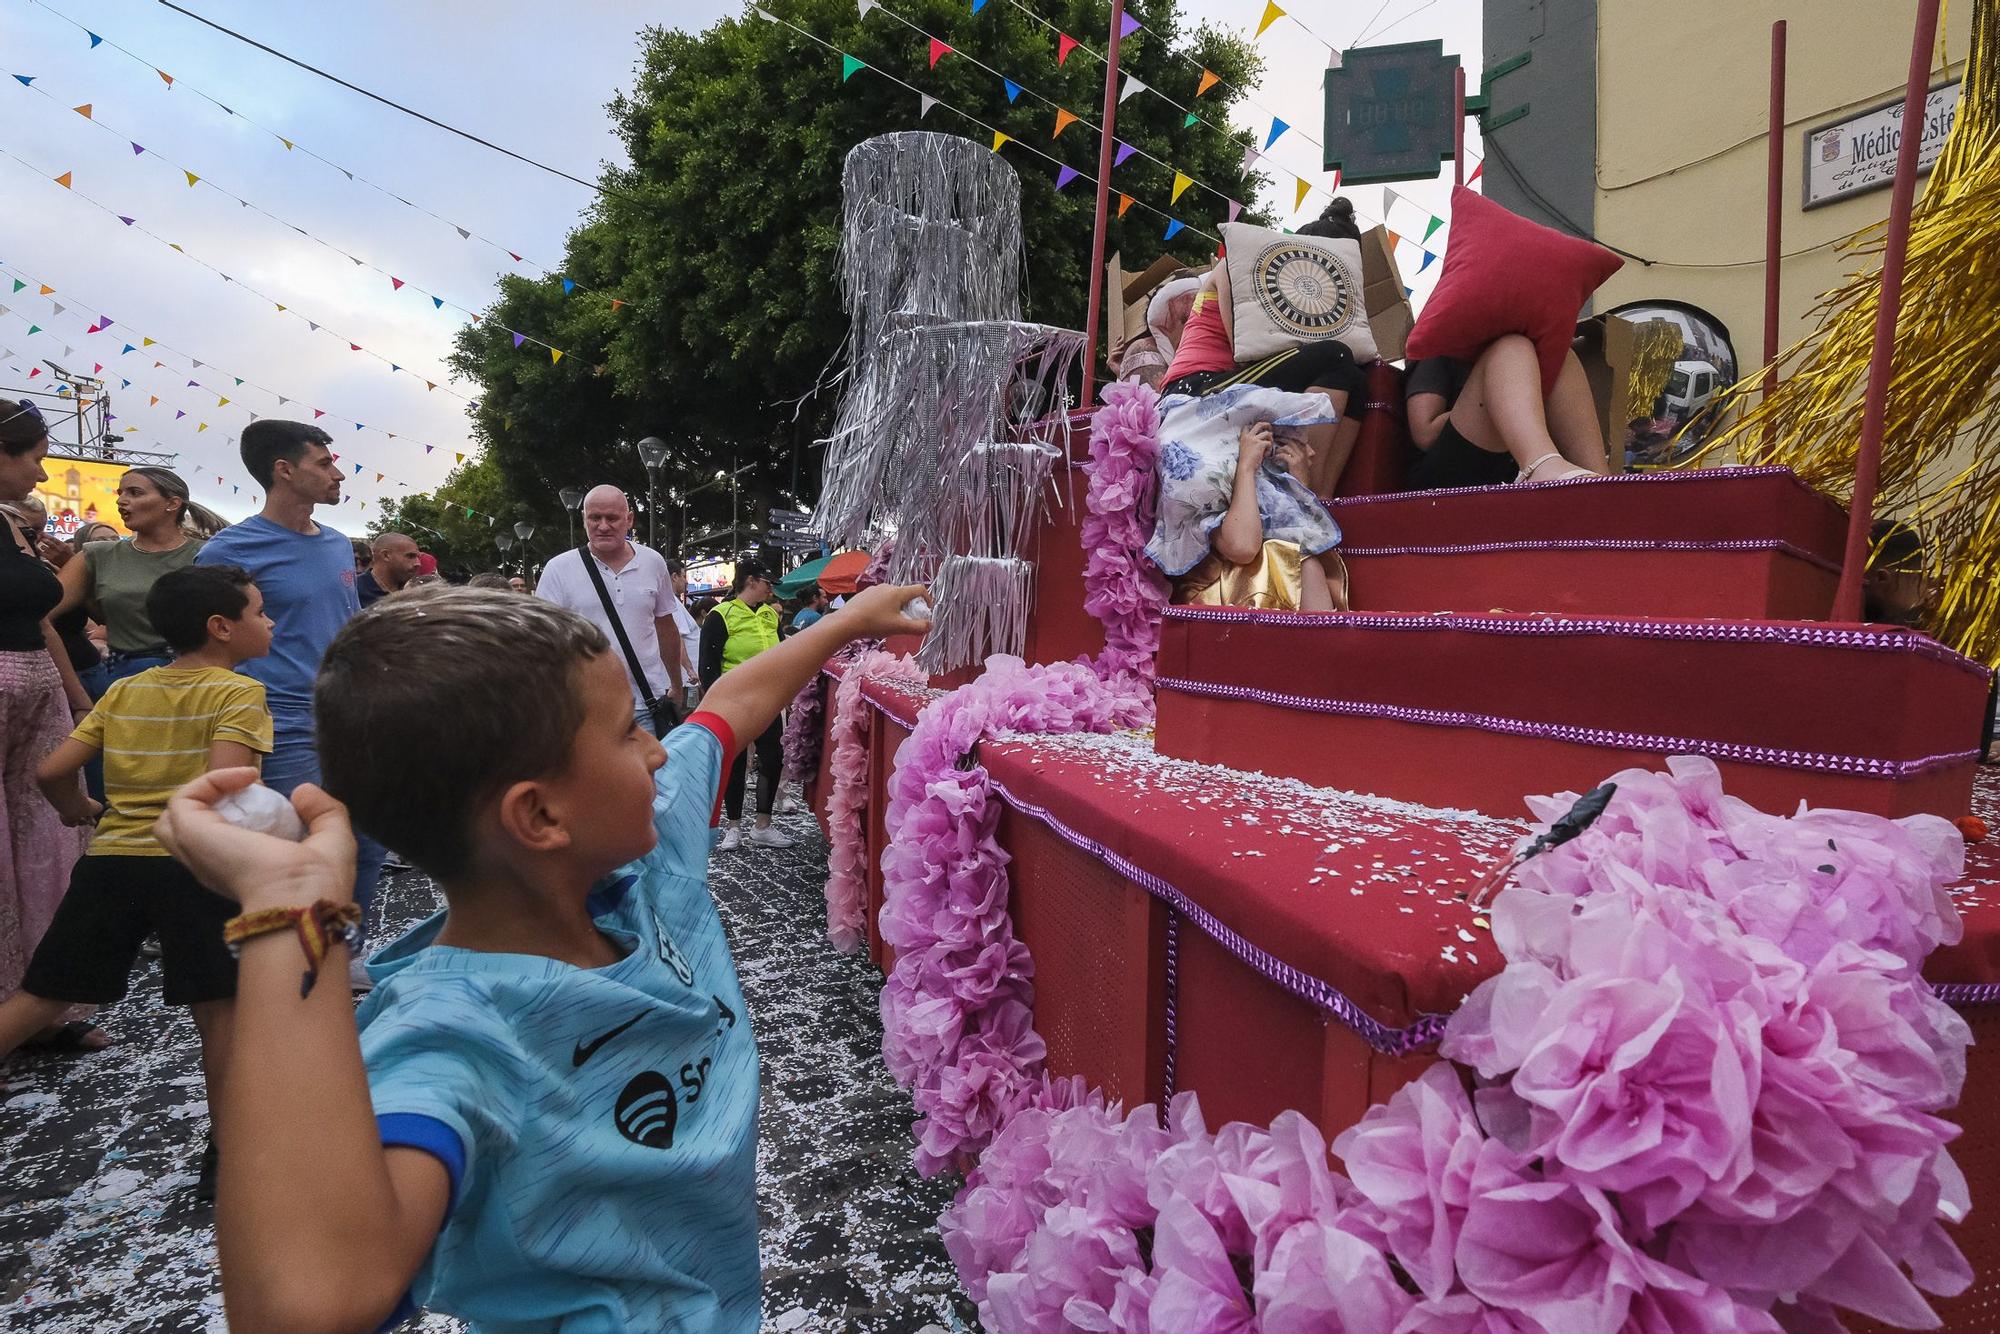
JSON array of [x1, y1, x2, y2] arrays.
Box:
[[495, 531, 514, 574], [559, 487, 583, 549], [513, 521, 536, 577], [637, 436, 669, 550]]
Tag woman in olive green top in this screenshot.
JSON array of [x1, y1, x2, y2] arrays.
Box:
[[53, 466, 224, 694]]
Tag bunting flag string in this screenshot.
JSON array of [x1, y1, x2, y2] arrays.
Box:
[[995, 0, 1483, 222], [4, 70, 577, 365], [854, 0, 1421, 233], [760, 6, 1221, 244], [0, 259, 474, 473], [17, 0, 609, 307], [0, 143, 473, 401]]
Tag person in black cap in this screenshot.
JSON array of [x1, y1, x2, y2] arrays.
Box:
[[699, 562, 793, 851]]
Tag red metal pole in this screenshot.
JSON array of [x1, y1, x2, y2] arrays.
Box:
[[1453, 64, 1466, 186], [1080, 0, 1128, 411], [1832, 0, 1941, 621], [1762, 19, 1787, 456]]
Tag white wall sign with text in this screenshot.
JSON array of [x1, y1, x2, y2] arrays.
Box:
[[1803, 81, 1961, 211]]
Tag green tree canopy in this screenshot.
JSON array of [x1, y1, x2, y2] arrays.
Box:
[[389, 0, 1268, 562]]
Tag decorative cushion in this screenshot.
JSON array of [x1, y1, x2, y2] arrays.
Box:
[[1405, 186, 1623, 393], [1222, 222, 1378, 364]]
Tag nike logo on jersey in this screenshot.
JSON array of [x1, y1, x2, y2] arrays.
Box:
[[572, 1011, 646, 1068]]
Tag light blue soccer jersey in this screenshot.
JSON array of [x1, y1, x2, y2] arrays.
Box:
[[356, 715, 760, 1333]]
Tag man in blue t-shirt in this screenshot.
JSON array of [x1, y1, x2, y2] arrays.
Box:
[[152, 581, 934, 1332], [197, 420, 385, 980]]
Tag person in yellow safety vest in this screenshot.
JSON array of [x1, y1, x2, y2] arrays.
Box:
[[699, 563, 793, 852]]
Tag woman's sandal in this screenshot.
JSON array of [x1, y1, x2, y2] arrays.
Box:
[[20, 1020, 111, 1055], [1515, 452, 1595, 484]]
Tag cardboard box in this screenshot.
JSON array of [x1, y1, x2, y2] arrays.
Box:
[[1105, 250, 1196, 361], [1572, 313, 1637, 472], [1358, 225, 1415, 363]]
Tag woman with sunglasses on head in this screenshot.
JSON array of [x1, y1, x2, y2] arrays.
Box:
[[0, 400, 100, 1048], [52, 466, 224, 698]]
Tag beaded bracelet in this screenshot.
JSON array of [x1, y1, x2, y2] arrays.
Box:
[[223, 900, 363, 998]]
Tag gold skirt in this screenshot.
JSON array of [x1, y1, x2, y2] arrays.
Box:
[[1174, 539, 1305, 611]]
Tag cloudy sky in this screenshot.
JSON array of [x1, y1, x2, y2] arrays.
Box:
[[2, 0, 1479, 524]]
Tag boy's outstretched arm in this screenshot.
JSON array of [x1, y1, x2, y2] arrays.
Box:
[[698, 583, 930, 748], [155, 769, 448, 1334]]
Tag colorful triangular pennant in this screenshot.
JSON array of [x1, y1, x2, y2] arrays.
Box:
[[929, 37, 952, 67], [841, 53, 866, 81], [1057, 33, 1079, 64], [1197, 69, 1220, 96], [1055, 165, 1080, 190], [1255, 1, 1286, 36], [1171, 171, 1194, 203], [1053, 108, 1080, 137]]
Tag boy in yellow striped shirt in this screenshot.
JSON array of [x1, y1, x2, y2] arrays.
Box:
[[1, 563, 273, 1200]]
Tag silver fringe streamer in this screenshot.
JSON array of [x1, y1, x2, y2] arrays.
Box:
[[939, 440, 1062, 562], [914, 555, 1037, 674], [817, 130, 1082, 671]]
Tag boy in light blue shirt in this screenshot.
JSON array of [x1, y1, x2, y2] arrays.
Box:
[[152, 581, 930, 1332]]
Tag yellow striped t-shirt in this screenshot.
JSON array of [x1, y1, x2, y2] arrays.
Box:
[[71, 664, 273, 857]]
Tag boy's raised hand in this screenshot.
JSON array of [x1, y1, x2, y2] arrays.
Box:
[[831, 582, 933, 642], [155, 768, 358, 912]]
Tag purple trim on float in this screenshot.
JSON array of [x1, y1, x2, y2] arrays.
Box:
[[1339, 536, 1842, 575], [1326, 463, 1815, 506], [1161, 910, 1180, 1117], [1156, 675, 1981, 780], [854, 692, 1996, 1055], [1163, 605, 1994, 681], [988, 776, 1453, 1056]]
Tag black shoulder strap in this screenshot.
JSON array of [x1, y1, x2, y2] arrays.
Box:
[[577, 547, 663, 719]]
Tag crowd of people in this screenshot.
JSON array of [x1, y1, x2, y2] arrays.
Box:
[[1, 398, 873, 1241]]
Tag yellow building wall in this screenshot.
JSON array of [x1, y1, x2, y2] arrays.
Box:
[[1592, 1, 1971, 362]]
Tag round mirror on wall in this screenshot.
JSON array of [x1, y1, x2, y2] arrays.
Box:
[[1603, 301, 1739, 469]]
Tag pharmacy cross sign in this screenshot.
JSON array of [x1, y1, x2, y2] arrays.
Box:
[[1323, 40, 1463, 185]]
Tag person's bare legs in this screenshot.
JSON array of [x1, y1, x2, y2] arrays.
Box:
[[1304, 388, 1362, 497], [1300, 552, 1349, 612], [1544, 347, 1609, 472], [191, 999, 233, 1136], [1449, 334, 1596, 480], [0, 991, 79, 1063]]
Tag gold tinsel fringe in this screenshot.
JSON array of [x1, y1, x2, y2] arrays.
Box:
[[1686, 0, 2000, 663]]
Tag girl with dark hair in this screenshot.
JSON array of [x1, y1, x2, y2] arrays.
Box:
[[53, 466, 218, 697], [0, 399, 99, 1048]]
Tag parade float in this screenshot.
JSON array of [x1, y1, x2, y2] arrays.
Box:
[[798, 0, 2000, 1327]]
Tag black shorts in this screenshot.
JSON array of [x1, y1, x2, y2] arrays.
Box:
[[22, 855, 239, 1007], [1406, 419, 1518, 492], [1163, 340, 1368, 401]]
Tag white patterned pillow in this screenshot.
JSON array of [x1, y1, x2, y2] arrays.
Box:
[[1222, 222, 1378, 364]]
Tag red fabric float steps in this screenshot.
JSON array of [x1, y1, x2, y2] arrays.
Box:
[[1331, 466, 1849, 619], [1156, 607, 1990, 819]]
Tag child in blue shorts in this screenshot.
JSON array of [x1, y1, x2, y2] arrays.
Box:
[[152, 580, 929, 1332]]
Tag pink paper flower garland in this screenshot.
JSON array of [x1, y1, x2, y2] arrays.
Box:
[[940, 756, 1974, 1332], [1081, 380, 1170, 690], [823, 649, 927, 955], [877, 655, 1150, 1176], [780, 672, 827, 786]]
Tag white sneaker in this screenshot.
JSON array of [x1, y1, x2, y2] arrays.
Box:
[[716, 825, 742, 852], [347, 956, 375, 994], [773, 788, 798, 815], [746, 824, 798, 849]]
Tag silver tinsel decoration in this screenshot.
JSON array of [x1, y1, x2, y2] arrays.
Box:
[[817, 131, 1082, 673]]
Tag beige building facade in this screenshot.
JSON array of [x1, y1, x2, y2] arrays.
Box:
[[1483, 0, 1970, 383]]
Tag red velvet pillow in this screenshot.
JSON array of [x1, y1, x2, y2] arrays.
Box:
[[1405, 186, 1623, 393]]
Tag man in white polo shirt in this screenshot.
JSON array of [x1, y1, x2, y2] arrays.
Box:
[[535, 484, 685, 733]]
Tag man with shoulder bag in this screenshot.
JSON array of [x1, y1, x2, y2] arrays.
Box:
[[534, 485, 685, 734]]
